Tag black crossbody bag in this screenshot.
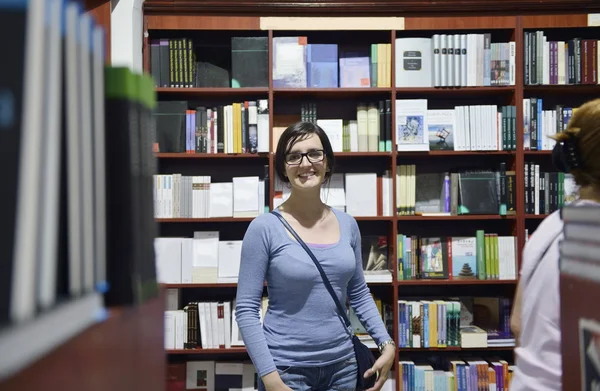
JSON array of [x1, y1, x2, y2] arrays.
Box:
[[271, 211, 377, 390]]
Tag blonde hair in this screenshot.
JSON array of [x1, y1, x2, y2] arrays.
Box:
[[551, 98, 600, 188]]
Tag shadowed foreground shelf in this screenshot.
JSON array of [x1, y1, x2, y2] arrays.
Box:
[[0, 294, 165, 391]]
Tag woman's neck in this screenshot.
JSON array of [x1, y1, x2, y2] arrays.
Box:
[[282, 188, 328, 222], [578, 185, 600, 203]]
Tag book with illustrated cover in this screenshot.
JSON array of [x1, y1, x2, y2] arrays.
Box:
[[419, 237, 449, 279], [361, 235, 391, 283]]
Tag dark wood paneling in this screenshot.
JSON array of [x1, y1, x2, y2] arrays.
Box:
[[147, 15, 260, 30], [143, 0, 600, 15], [405, 16, 516, 30], [522, 14, 589, 28], [0, 294, 165, 391], [85, 0, 111, 64]]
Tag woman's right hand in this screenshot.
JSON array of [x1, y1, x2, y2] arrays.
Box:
[[262, 371, 294, 391]]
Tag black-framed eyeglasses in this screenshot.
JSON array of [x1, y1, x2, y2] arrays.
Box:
[[285, 149, 325, 165]]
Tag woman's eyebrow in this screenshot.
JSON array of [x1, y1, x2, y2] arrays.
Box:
[[289, 147, 319, 153]]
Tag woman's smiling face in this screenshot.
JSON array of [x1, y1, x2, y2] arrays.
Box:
[[284, 134, 328, 192]]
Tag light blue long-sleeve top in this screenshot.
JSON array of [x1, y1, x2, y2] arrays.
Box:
[[234, 208, 392, 377]]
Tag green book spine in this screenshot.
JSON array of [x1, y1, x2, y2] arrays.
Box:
[[476, 230, 486, 280]]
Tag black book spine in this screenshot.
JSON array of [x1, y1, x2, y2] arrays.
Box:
[[0, 1, 29, 325], [104, 68, 139, 306]]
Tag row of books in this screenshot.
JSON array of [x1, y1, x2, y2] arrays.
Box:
[[155, 233, 394, 286], [397, 233, 518, 282], [154, 174, 269, 219], [155, 166, 522, 220], [398, 357, 514, 391], [524, 165, 577, 215], [524, 32, 599, 85], [396, 35, 515, 88], [168, 360, 394, 391], [272, 38, 392, 88], [165, 292, 391, 352], [396, 165, 516, 217], [170, 361, 260, 391], [295, 100, 394, 153], [397, 297, 514, 349], [150, 37, 269, 89], [523, 98, 575, 151], [153, 99, 270, 154], [157, 96, 592, 155], [293, 101, 518, 153], [395, 100, 517, 153], [155, 233, 240, 285], [164, 293, 512, 353]]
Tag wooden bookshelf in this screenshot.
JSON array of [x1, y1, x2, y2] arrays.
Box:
[[1, 293, 165, 390], [143, 1, 596, 388]]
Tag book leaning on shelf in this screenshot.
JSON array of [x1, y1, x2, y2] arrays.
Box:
[[0, 0, 159, 381]]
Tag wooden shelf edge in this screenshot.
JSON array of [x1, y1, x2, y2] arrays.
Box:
[[397, 279, 518, 286], [156, 153, 268, 159], [162, 281, 392, 289], [155, 87, 268, 94], [167, 347, 381, 354], [523, 84, 600, 93], [155, 152, 392, 159], [399, 346, 514, 351], [396, 151, 515, 156], [167, 348, 248, 355], [273, 87, 391, 93], [525, 214, 550, 219], [157, 215, 515, 223], [0, 293, 104, 382], [156, 217, 254, 223], [396, 86, 515, 93], [143, 1, 600, 15], [397, 215, 516, 221]]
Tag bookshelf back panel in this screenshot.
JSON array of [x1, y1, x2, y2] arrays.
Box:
[[522, 26, 600, 41], [274, 96, 393, 119], [158, 158, 268, 179], [272, 30, 392, 46], [329, 157, 393, 176], [525, 155, 556, 173], [396, 155, 516, 172], [147, 15, 261, 30], [521, 14, 590, 29], [156, 95, 270, 105], [396, 219, 516, 237], [395, 28, 514, 43], [408, 95, 516, 111], [522, 91, 600, 106], [404, 16, 516, 31], [158, 220, 254, 239], [397, 282, 516, 298], [525, 218, 544, 234]]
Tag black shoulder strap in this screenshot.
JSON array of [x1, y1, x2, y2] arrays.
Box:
[[270, 211, 353, 333]]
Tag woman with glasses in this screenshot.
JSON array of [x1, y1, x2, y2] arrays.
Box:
[[235, 122, 395, 391]]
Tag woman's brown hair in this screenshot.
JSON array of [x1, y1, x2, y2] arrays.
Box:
[[552, 98, 600, 188]]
